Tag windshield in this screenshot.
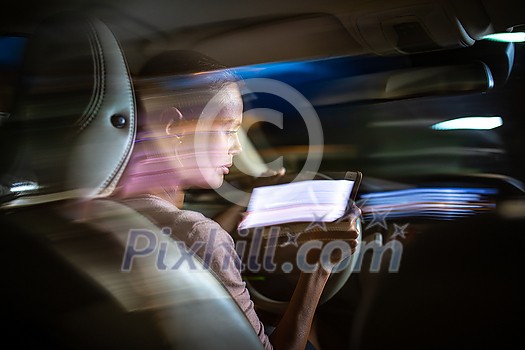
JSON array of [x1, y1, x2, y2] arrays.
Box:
[[231, 41, 525, 186]]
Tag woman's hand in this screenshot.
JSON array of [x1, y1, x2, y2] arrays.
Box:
[[302, 202, 362, 273]]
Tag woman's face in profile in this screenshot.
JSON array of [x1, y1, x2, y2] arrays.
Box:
[[174, 83, 243, 189]]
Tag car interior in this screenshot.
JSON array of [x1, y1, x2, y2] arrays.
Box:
[[0, 11, 264, 350], [1, 1, 524, 349]]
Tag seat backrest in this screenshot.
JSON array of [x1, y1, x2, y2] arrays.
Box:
[[1, 12, 136, 203], [0, 12, 263, 350]]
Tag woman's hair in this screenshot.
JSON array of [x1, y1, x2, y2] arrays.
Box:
[[139, 49, 233, 88], [135, 50, 240, 131]]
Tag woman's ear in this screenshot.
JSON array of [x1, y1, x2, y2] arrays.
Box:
[[161, 107, 184, 135]]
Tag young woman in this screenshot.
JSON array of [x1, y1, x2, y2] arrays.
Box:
[[115, 50, 360, 350]]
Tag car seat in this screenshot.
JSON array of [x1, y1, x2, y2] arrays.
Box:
[[0, 12, 263, 350]]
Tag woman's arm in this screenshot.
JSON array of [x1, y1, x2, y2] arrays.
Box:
[[268, 206, 361, 350], [212, 171, 360, 350], [269, 268, 331, 350]]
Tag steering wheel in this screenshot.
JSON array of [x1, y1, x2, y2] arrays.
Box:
[[243, 217, 363, 314]]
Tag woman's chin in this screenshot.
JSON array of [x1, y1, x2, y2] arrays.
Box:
[[207, 176, 224, 189], [190, 174, 224, 190]]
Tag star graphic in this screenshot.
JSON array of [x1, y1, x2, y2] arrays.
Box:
[[355, 197, 369, 210], [365, 207, 391, 231], [304, 212, 329, 232], [391, 223, 409, 239], [280, 231, 301, 248], [336, 204, 363, 223], [348, 197, 369, 222]]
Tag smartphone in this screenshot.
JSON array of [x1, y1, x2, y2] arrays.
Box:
[[343, 171, 363, 217], [344, 171, 363, 201]]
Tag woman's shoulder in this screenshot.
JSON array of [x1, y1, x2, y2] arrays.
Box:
[[121, 194, 232, 243]]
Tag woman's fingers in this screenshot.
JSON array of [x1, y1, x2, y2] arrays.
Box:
[[347, 202, 362, 221], [259, 167, 286, 177]]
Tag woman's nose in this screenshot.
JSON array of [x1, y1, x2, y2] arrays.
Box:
[[229, 132, 242, 155]]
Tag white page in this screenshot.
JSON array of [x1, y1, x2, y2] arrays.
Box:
[[238, 180, 354, 230]]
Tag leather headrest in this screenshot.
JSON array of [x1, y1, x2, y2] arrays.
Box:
[[1, 12, 136, 207]]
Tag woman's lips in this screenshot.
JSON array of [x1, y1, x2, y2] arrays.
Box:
[[219, 164, 232, 174]]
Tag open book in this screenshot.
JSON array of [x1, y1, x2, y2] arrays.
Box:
[[238, 178, 358, 230]]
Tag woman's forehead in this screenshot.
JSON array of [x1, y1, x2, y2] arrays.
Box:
[[181, 111, 241, 130], [213, 86, 243, 124], [211, 114, 242, 127]]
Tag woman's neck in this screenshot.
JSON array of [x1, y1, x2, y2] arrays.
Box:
[[150, 187, 185, 208], [114, 143, 186, 207], [114, 169, 186, 209], [114, 181, 186, 208]]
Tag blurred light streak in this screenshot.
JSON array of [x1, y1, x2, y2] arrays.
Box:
[[482, 32, 525, 43], [431, 116, 502, 130], [359, 187, 497, 221], [10, 182, 39, 192]]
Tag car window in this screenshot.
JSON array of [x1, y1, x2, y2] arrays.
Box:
[[0, 36, 26, 125], [229, 42, 523, 183]]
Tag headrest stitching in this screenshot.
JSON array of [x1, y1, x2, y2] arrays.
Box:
[[99, 86, 135, 195], [95, 23, 136, 195], [77, 21, 105, 132]]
